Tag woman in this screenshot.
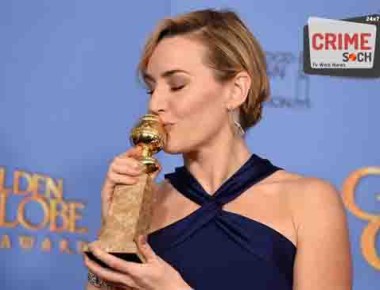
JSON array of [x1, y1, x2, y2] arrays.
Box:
[[84, 9, 352, 290]]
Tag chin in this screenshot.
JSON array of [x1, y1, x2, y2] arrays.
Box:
[[163, 140, 191, 155], [163, 146, 182, 155]]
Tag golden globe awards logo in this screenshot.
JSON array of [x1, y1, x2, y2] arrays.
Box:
[[303, 14, 380, 77], [0, 167, 88, 254], [342, 167, 380, 270]]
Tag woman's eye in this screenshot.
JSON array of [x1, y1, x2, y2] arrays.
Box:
[[170, 84, 185, 92], [145, 88, 154, 95]]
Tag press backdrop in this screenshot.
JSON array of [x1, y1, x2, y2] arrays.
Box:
[[0, 1, 379, 289]]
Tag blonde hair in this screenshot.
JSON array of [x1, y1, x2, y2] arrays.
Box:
[[138, 9, 270, 130]]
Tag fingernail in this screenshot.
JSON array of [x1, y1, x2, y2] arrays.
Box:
[[141, 235, 147, 245]]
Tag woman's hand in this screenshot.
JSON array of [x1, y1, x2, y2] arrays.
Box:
[[84, 235, 192, 290], [101, 147, 160, 222]]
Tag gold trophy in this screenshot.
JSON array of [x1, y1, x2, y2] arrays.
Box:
[[85, 113, 166, 265]]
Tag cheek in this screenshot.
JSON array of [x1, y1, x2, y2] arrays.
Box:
[[162, 82, 228, 153], [163, 103, 225, 154], [169, 90, 226, 140], [170, 84, 225, 121]]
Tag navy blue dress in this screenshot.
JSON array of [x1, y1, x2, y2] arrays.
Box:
[[147, 154, 296, 290]]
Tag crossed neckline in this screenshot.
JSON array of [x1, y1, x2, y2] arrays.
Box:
[[163, 153, 281, 207], [148, 153, 297, 251]]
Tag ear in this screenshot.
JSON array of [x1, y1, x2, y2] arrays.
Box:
[[225, 71, 251, 109]]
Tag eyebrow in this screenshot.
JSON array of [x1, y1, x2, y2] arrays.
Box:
[[143, 69, 189, 83]]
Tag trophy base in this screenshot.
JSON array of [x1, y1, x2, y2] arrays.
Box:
[[84, 251, 142, 269]]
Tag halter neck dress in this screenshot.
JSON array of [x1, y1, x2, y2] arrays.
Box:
[[147, 154, 296, 290]]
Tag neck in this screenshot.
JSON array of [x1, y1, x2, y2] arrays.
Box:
[[182, 130, 251, 195]]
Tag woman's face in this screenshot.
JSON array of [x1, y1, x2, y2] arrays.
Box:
[[144, 35, 231, 154]]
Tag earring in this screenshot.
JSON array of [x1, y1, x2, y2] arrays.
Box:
[[227, 107, 245, 136]]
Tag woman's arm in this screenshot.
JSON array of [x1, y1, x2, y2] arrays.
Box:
[[292, 178, 352, 290]]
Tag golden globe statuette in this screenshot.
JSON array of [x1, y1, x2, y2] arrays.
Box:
[[85, 113, 166, 265]]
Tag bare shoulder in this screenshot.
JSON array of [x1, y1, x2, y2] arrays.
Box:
[[273, 173, 352, 288], [282, 172, 344, 213], [269, 170, 342, 205], [276, 171, 348, 241], [266, 169, 338, 191], [265, 170, 347, 231]]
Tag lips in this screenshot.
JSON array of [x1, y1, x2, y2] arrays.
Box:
[[162, 120, 174, 126]]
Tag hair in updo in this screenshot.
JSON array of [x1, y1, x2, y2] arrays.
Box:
[[138, 9, 270, 130]]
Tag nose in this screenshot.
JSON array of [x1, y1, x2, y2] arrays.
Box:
[[148, 85, 167, 115]]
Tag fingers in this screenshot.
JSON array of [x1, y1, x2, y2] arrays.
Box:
[[88, 245, 142, 277], [84, 255, 139, 289], [107, 172, 140, 185], [114, 153, 143, 170], [106, 151, 145, 186], [101, 147, 148, 221], [125, 145, 143, 158], [136, 235, 157, 263], [111, 162, 143, 177]]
